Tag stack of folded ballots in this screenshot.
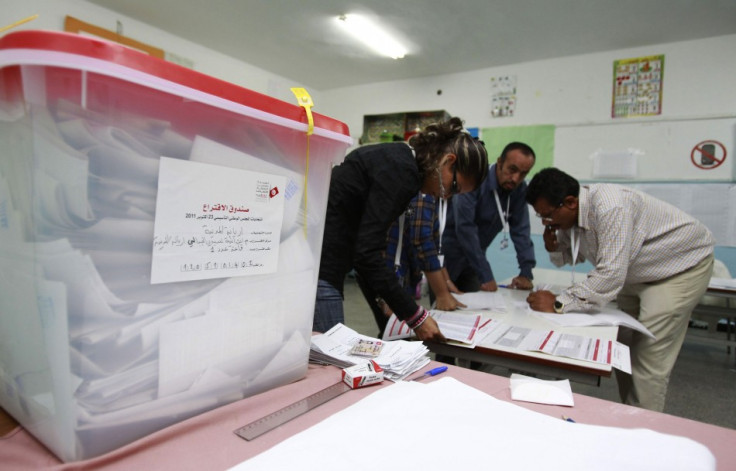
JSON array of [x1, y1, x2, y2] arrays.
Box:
[[310, 324, 430, 381]]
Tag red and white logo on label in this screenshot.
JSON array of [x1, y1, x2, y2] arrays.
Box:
[[269, 187, 279, 198]]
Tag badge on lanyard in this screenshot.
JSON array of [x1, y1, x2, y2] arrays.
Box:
[[494, 189, 510, 251]]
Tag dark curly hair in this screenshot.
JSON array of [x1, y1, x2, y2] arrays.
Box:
[[408, 117, 488, 189], [525, 167, 580, 207]]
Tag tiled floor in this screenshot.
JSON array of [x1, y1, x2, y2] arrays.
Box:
[[342, 276, 736, 429]]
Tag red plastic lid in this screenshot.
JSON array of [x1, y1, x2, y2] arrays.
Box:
[[0, 30, 350, 139]]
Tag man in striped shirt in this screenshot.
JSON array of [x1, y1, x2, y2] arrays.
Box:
[[525, 167, 714, 412]]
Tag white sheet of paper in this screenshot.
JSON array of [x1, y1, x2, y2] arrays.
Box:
[[151, 157, 285, 283], [531, 305, 654, 339], [229, 377, 715, 471], [709, 277, 736, 290], [611, 342, 632, 374], [510, 373, 574, 406], [454, 291, 508, 311]]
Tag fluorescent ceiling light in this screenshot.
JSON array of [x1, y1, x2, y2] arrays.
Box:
[[336, 14, 407, 59]]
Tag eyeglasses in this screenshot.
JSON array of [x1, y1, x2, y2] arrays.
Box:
[[535, 203, 563, 222]]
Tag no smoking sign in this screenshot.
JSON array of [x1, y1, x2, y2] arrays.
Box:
[[691, 140, 727, 170]]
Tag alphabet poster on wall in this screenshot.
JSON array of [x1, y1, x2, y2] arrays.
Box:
[[612, 54, 664, 119]]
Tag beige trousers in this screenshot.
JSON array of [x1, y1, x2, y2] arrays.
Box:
[[615, 254, 714, 412]]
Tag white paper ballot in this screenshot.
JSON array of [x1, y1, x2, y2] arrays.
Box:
[[510, 373, 574, 406], [151, 157, 286, 283]]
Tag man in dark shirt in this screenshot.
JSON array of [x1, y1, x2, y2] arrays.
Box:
[[442, 142, 537, 293]]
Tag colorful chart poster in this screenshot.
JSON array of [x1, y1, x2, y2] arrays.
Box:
[[612, 55, 664, 118]]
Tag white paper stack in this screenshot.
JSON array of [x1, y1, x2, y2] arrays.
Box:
[[310, 324, 430, 381]]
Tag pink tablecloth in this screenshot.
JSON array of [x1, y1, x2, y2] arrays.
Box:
[[2, 362, 735, 470]]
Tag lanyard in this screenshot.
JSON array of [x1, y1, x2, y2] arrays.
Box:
[[493, 189, 510, 249], [394, 213, 405, 271], [396, 196, 446, 271], [438, 197, 447, 265], [570, 227, 580, 285]]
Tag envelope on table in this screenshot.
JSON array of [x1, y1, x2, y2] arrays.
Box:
[[509, 373, 574, 406]]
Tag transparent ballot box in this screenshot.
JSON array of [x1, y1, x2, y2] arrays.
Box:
[[0, 30, 351, 462]]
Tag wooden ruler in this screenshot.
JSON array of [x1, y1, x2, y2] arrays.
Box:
[[234, 381, 351, 441]]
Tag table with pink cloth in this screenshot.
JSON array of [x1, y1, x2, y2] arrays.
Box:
[[2, 362, 734, 470]]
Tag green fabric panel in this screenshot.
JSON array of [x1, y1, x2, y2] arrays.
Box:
[[480, 125, 555, 179]]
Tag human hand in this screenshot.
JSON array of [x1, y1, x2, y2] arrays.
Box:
[[446, 279, 463, 294], [480, 280, 498, 292], [413, 317, 447, 342], [510, 276, 533, 290], [434, 293, 466, 311], [543, 225, 559, 252], [526, 290, 557, 313]]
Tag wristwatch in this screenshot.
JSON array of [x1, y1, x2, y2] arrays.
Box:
[[553, 299, 564, 314]]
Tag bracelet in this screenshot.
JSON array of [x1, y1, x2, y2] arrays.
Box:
[[407, 307, 429, 330]]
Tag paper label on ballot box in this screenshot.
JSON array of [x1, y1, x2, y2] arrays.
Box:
[[151, 157, 285, 283]]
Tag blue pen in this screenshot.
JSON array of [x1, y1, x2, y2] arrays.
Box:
[[562, 415, 576, 423], [412, 365, 448, 381]]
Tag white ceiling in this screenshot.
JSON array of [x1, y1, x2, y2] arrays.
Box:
[[85, 0, 736, 91]]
